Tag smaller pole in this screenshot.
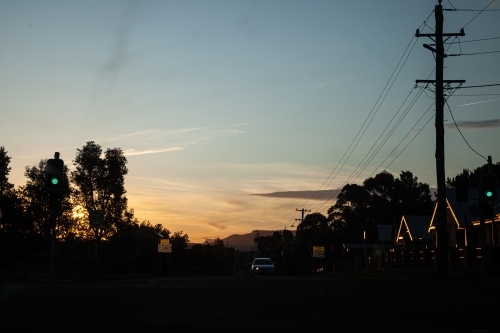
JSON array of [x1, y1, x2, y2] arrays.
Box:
[[364, 231, 367, 272]]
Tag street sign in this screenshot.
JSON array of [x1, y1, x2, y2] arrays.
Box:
[[160, 239, 170, 244], [158, 244, 172, 253], [313, 246, 325, 258], [89, 210, 104, 229]]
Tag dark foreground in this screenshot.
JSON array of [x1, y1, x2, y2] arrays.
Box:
[[1, 276, 498, 332]]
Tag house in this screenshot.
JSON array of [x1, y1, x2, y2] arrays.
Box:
[[396, 215, 432, 251], [428, 188, 500, 248]]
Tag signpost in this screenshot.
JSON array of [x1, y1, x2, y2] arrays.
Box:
[[377, 225, 392, 270], [158, 243, 172, 276], [313, 246, 325, 258], [89, 210, 104, 229], [158, 244, 172, 253]]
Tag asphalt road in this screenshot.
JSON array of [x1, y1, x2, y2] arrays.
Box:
[[1, 276, 498, 332]]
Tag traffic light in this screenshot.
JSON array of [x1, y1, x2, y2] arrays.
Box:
[[45, 158, 64, 190], [455, 175, 468, 202], [480, 174, 497, 201]]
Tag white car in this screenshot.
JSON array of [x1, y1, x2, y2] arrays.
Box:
[[251, 258, 275, 276]]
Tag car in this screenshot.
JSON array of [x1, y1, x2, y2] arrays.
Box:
[[250, 258, 276, 276]]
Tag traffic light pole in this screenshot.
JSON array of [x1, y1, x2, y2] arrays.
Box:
[[416, 1, 464, 274], [47, 152, 64, 278]]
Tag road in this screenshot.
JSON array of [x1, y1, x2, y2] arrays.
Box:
[[1, 276, 498, 332]]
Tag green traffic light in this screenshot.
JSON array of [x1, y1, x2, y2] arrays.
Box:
[[51, 178, 59, 185], [485, 191, 493, 198]]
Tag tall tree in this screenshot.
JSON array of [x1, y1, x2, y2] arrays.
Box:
[[71, 141, 133, 240], [0, 146, 23, 241], [0, 146, 12, 196], [328, 170, 433, 244], [447, 162, 500, 188], [19, 159, 74, 241]]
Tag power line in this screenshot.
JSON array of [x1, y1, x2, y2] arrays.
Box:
[[384, 115, 435, 172], [444, 36, 500, 44], [449, 50, 500, 56], [316, 95, 434, 210], [312, 86, 426, 212], [316, 19, 464, 214], [452, 93, 500, 96], [293, 32, 420, 212], [461, 0, 496, 28], [286, 9, 436, 221], [446, 8, 500, 12], [444, 99, 488, 162], [459, 83, 500, 89], [369, 101, 434, 178], [305, 35, 425, 212]]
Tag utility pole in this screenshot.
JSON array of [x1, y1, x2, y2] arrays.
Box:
[[296, 208, 311, 224], [416, 0, 464, 274]]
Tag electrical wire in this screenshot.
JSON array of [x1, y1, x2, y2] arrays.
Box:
[[444, 99, 488, 162], [304, 35, 424, 212], [291, 16, 432, 214], [458, 50, 500, 56], [377, 102, 434, 172], [313, 88, 429, 213], [446, 9, 500, 12], [444, 36, 500, 44], [459, 83, 500, 89], [286, 9, 437, 223], [461, 0, 496, 29], [307, 2, 498, 215], [315, 68, 437, 212], [453, 94, 500, 96], [384, 113, 435, 170]]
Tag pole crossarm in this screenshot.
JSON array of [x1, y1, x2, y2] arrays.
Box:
[[416, 80, 465, 84], [415, 29, 465, 38]]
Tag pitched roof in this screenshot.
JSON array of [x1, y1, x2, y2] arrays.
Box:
[[397, 215, 432, 242], [428, 188, 499, 231]]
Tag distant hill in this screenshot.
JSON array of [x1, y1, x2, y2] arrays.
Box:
[[216, 230, 296, 251]]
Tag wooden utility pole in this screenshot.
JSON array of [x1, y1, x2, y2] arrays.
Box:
[[416, 1, 464, 274], [296, 208, 311, 224]]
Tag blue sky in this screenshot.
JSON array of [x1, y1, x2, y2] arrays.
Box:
[[1, 0, 499, 242]]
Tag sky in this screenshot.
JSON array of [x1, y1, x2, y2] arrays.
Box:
[[1, 0, 499, 243]]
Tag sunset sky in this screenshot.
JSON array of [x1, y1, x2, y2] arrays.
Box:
[[1, 0, 499, 242]]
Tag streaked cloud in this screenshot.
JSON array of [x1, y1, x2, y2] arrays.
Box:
[[101, 127, 244, 156], [252, 189, 340, 201], [445, 119, 500, 130], [457, 99, 500, 107], [309, 69, 378, 90], [123, 147, 184, 156]]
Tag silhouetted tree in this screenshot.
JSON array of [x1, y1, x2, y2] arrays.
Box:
[[0, 147, 25, 255], [71, 141, 134, 241], [447, 161, 500, 188], [18, 159, 74, 243], [328, 170, 432, 244], [170, 230, 189, 273]]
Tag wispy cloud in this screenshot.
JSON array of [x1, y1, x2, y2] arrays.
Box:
[[101, 127, 244, 156], [457, 99, 500, 107], [252, 189, 340, 201], [309, 69, 378, 90], [445, 119, 500, 130], [123, 147, 184, 156]]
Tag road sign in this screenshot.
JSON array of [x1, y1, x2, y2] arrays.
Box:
[[313, 246, 325, 258], [158, 244, 172, 253], [160, 239, 170, 244], [89, 210, 104, 229]]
